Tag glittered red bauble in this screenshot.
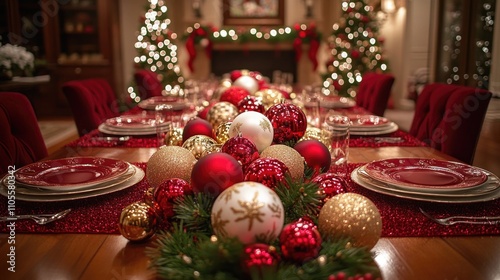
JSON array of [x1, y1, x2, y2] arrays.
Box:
[[265, 103, 307, 145], [244, 157, 289, 189], [191, 152, 244, 196], [237, 95, 265, 114], [221, 136, 259, 172], [220, 86, 250, 107], [153, 178, 192, 220], [280, 218, 322, 263], [294, 140, 331, 175], [311, 173, 347, 203], [230, 70, 243, 81], [182, 118, 214, 142], [243, 243, 280, 276]]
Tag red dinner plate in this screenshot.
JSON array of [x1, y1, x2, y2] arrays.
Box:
[[15, 157, 130, 190], [364, 158, 488, 191]]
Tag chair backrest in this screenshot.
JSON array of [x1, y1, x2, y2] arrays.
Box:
[[133, 69, 163, 99], [0, 92, 48, 174], [409, 83, 492, 164], [62, 78, 120, 136], [356, 72, 395, 116]]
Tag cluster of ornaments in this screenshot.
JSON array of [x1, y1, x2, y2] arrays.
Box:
[[119, 69, 382, 265]]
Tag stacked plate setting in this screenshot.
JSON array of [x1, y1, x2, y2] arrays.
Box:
[[98, 114, 170, 136], [352, 158, 500, 203], [348, 115, 399, 136], [138, 96, 187, 111], [0, 157, 144, 202]]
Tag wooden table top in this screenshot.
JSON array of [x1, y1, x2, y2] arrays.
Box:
[[1, 145, 500, 280]]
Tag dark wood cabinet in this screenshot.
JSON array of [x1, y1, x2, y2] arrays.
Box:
[[1, 0, 122, 117]]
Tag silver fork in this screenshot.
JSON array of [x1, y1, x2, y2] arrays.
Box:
[[419, 208, 500, 225], [0, 209, 72, 225]]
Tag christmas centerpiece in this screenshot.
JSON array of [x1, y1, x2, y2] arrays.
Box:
[[119, 70, 382, 279]]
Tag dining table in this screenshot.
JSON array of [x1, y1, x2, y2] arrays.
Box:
[[1, 101, 500, 280]]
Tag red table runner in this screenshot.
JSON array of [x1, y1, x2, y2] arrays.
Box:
[[2, 163, 499, 237]]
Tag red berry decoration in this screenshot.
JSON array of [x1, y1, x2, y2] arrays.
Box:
[[265, 103, 307, 145], [242, 243, 280, 276], [280, 218, 322, 263], [311, 173, 347, 203], [191, 152, 244, 196], [221, 136, 259, 172], [220, 86, 250, 107], [153, 178, 192, 221], [294, 140, 331, 176], [237, 95, 265, 113], [244, 157, 289, 189], [182, 117, 214, 142]]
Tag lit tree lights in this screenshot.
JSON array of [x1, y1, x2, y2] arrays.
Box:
[[130, 0, 184, 103], [322, 0, 389, 98]]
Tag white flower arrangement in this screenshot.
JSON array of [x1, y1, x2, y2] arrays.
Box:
[[0, 43, 35, 78]]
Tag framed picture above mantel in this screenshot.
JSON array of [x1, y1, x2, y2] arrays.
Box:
[[222, 0, 285, 26]]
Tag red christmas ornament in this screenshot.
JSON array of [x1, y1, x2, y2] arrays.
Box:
[[264, 103, 307, 145], [191, 152, 244, 196], [220, 86, 250, 106], [237, 95, 265, 113], [311, 173, 347, 203], [182, 118, 214, 142], [244, 158, 289, 189], [230, 70, 243, 81], [198, 102, 215, 119], [153, 178, 192, 220], [294, 140, 331, 175], [221, 136, 260, 172], [280, 218, 322, 263], [242, 243, 280, 276]]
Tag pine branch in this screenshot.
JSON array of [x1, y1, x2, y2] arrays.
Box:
[[173, 192, 214, 235], [274, 175, 324, 224]]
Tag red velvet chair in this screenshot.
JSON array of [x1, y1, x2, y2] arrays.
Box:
[[409, 83, 492, 164], [356, 72, 395, 116], [134, 69, 163, 99], [0, 92, 48, 174], [62, 78, 120, 136]]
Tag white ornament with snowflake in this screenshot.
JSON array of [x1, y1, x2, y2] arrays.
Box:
[[211, 181, 284, 244]]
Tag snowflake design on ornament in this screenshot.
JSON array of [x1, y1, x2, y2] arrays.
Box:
[[211, 208, 230, 237], [219, 186, 241, 203], [259, 118, 272, 132], [231, 192, 265, 231], [231, 122, 243, 135]]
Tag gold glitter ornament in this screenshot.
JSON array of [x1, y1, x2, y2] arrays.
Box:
[[215, 122, 232, 144], [318, 193, 382, 249], [299, 127, 332, 149], [206, 101, 239, 131], [253, 89, 284, 110], [118, 201, 157, 242], [182, 135, 219, 159], [147, 146, 196, 188], [260, 144, 305, 181], [164, 127, 183, 146], [211, 181, 284, 244]]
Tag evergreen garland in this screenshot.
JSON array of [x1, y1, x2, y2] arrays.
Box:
[[147, 177, 381, 279]]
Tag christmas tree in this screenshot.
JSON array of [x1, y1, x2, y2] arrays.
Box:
[[322, 0, 389, 98], [131, 0, 184, 102]]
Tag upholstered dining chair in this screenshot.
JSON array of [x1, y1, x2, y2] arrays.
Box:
[[355, 72, 395, 116], [134, 69, 163, 99], [409, 83, 492, 165], [62, 78, 120, 136], [0, 92, 48, 174]]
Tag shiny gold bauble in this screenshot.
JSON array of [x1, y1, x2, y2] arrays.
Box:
[[164, 127, 183, 146], [299, 127, 332, 148], [215, 122, 232, 144], [260, 144, 305, 181], [118, 202, 157, 242], [146, 146, 196, 188], [253, 89, 284, 110], [318, 193, 382, 249], [182, 135, 219, 159], [206, 101, 239, 131]]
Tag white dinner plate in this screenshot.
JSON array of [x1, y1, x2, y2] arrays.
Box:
[[350, 122, 399, 136], [0, 165, 145, 202], [351, 167, 500, 203], [98, 123, 160, 136]]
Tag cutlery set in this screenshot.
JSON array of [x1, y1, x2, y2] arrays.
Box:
[[0, 209, 71, 225]]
